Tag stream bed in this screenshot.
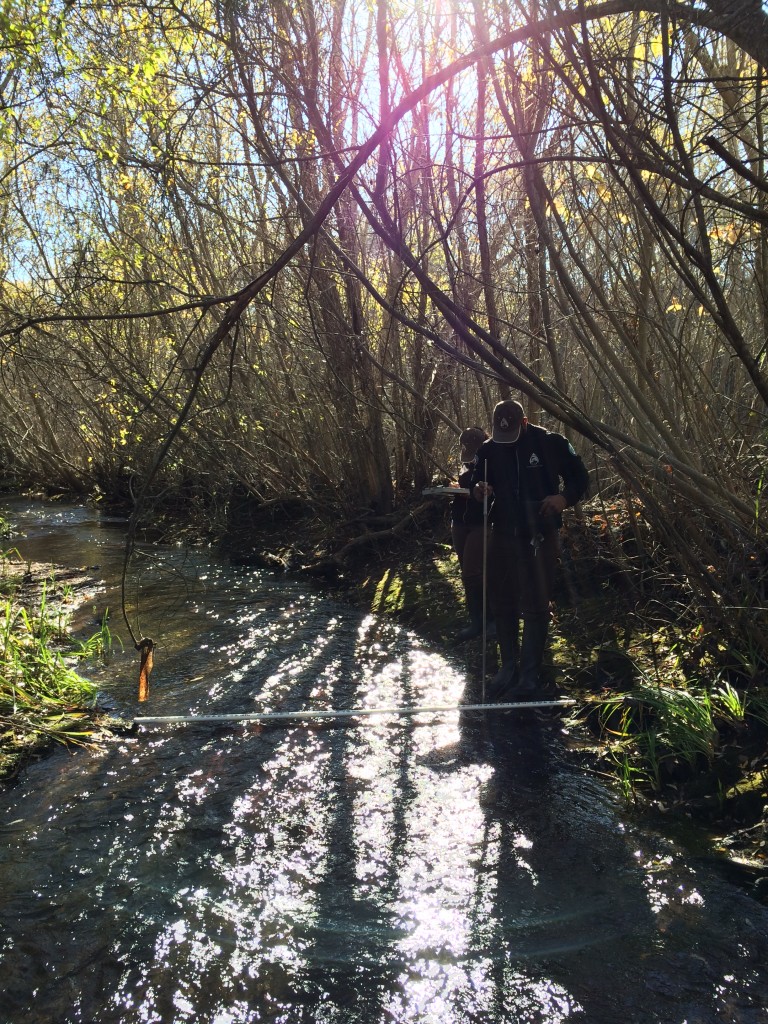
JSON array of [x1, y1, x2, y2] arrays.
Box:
[[1, 498, 768, 1024]]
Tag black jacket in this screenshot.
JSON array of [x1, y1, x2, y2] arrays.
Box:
[[469, 425, 589, 536], [451, 466, 484, 527]]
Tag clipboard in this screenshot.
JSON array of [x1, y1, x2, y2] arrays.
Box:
[[422, 486, 471, 497]]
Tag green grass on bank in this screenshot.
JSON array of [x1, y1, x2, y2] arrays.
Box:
[[0, 529, 113, 781]]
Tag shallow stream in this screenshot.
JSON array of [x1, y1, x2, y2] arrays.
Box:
[[1, 499, 767, 1023]]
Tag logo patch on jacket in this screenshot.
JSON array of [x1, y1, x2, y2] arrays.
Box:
[[529, 453, 540, 466]]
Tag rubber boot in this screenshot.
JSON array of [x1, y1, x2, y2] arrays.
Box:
[[486, 615, 520, 700], [510, 613, 549, 699], [454, 584, 484, 644], [454, 584, 496, 644]]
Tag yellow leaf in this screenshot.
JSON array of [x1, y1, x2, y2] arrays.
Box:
[[551, 197, 569, 220]]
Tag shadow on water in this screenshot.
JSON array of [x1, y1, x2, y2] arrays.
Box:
[[2, 499, 768, 1023], [470, 713, 652, 1021]]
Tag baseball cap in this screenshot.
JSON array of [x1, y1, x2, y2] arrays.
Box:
[[492, 400, 525, 443], [459, 427, 487, 462]]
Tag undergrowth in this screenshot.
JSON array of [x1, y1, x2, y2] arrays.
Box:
[[0, 551, 113, 782]]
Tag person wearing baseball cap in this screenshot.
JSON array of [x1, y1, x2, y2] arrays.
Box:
[[469, 398, 589, 700], [491, 399, 526, 443]]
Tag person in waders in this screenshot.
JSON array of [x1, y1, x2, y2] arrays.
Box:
[[451, 427, 495, 644], [470, 399, 589, 701]]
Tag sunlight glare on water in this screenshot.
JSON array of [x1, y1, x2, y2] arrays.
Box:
[[96, 603, 598, 1023]]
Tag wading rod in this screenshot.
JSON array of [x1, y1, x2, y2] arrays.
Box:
[[133, 699, 577, 726], [482, 457, 489, 701]]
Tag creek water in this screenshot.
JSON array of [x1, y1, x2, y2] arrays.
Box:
[[1, 498, 767, 1024]]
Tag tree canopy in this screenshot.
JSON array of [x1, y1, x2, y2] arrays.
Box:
[[1, 0, 767, 654]]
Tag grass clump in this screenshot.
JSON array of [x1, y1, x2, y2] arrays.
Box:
[[588, 674, 768, 812], [0, 565, 110, 782]]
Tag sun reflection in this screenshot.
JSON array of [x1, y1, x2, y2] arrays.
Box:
[[682, 888, 705, 906]]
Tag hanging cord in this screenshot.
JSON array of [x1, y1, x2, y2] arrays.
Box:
[[121, 514, 155, 702]]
